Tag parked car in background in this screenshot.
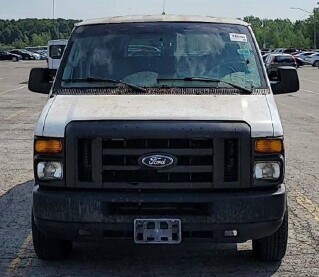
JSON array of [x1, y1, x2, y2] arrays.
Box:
[[28, 50, 41, 60], [304, 53, 319, 67], [294, 51, 316, 62], [262, 53, 270, 62], [9, 49, 40, 60], [295, 57, 305, 67], [273, 48, 297, 54], [260, 48, 271, 55], [9, 49, 34, 60], [26, 46, 47, 53], [35, 50, 47, 60], [283, 48, 298, 54], [265, 53, 297, 79], [272, 48, 283, 53], [0, 51, 22, 62]]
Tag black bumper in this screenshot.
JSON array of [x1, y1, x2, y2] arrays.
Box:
[[33, 184, 287, 243]]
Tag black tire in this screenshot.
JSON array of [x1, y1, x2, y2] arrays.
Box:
[[25, 56, 30, 60], [32, 211, 72, 261], [12, 56, 18, 62], [253, 210, 288, 262], [313, 60, 319, 67], [268, 71, 277, 81]]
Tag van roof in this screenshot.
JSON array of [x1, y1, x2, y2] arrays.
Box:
[[76, 15, 249, 27]]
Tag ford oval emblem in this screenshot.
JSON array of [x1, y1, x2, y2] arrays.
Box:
[[140, 154, 177, 169]]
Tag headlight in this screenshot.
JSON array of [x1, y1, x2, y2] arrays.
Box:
[[37, 161, 63, 180], [254, 162, 280, 180]]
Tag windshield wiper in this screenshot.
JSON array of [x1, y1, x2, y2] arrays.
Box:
[[62, 77, 147, 93], [157, 77, 253, 94]]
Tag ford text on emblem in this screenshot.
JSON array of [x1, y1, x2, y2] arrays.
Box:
[[140, 154, 176, 169]]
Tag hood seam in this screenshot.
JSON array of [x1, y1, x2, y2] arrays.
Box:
[[265, 95, 275, 137], [42, 96, 57, 136]]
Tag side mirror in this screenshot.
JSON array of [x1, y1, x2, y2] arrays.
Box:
[[271, 67, 299, 95], [28, 68, 52, 94]]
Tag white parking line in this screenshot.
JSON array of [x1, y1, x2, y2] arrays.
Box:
[[0, 77, 6, 80], [0, 86, 27, 96], [300, 78, 319, 84], [300, 89, 319, 95]]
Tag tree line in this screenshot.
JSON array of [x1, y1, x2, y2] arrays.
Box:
[[0, 18, 79, 49], [0, 13, 318, 49], [244, 13, 319, 49]]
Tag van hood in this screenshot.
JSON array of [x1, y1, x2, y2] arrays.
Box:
[[36, 95, 278, 138]]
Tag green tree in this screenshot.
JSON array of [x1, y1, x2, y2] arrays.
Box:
[[0, 18, 79, 48], [0, 16, 317, 49]]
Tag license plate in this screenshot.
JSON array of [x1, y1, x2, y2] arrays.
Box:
[[134, 219, 182, 244]]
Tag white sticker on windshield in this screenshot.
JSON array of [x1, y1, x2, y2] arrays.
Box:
[[229, 33, 248, 43]]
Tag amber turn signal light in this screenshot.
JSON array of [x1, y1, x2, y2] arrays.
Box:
[[35, 139, 63, 154], [255, 139, 283, 154]]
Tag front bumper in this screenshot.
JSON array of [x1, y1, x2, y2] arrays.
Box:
[[33, 184, 287, 243]]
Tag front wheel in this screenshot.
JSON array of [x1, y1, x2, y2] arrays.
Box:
[[313, 60, 319, 67], [253, 210, 288, 262], [268, 71, 277, 81], [12, 56, 18, 62], [32, 211, 72, 260]]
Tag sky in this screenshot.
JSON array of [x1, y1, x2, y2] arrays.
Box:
[[0, 0, 318, 21]]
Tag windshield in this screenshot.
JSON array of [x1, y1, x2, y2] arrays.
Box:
[[58, 22, 267, 91]]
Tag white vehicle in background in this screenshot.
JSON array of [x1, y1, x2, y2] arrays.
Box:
[[47, 39, 68, 76], [32, 52, 41, 60], [294, 51, 315, 62], [304, 52, 319, 67], [26, 46, 47, 53]]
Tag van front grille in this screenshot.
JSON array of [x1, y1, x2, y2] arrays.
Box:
[[66, 121, 250, 190], [101, 138, 213, 190]]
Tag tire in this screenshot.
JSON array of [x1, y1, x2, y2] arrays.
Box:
[[25, 56, 30, 60], [253, 210, 288, 262], [268, 71, 277, 81], [32, 211, 72, 261], [12, 56, 18, 62], [313, 60, 319, 67]]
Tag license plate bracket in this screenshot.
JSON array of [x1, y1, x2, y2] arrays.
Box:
[[134, 219, 182, 244]]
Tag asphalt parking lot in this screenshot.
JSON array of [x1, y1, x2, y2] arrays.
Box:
[[0, 61, 318, 276]]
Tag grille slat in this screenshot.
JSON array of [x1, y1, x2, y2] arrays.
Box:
[[102, 165, 212, 173], [103, 148, 212, 156], [78, 139, 92, 182], [224, 139, 239, 182]]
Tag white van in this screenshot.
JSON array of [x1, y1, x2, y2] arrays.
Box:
[[47, 39, 68, 75], [29, 15, 299, 262]]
